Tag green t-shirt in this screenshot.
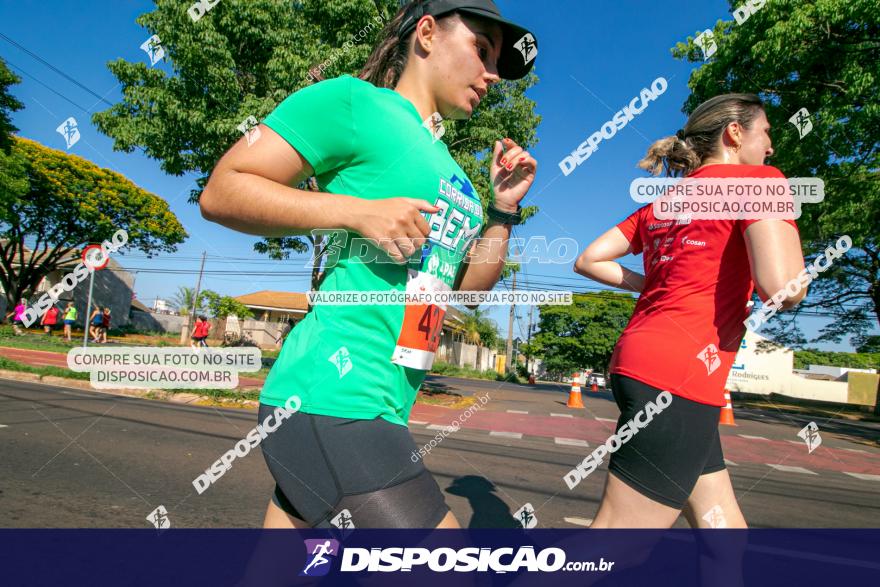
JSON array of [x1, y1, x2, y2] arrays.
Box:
[[64, 307, 77, 321], [260, 75, 485, 426]]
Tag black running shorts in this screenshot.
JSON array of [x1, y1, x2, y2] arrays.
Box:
[[258, 404, 450, 528], [607, 374, 726, 509]]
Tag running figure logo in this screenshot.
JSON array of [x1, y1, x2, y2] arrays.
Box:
[[797, 421, 822, 453], [694, 30, 717, 59], [330, 508, 355, 530], [513, 503, 538, 529], [701, 505, 728, 528], [300, 539, 340, 577], [237, 115, 261, 146], [56, 117, 80, 149], [514, 33, 538, 65], [146, 505, 171, 529], [789, 108, 813, 139], [139, 34, 164, 66], [423, 112, 445, 143], [328, 347, 353, 379], [697, 344, 721, 375]]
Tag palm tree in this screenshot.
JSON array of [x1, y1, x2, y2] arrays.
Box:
[[169, 286, 204, 316], [460, 309, 498, 370]]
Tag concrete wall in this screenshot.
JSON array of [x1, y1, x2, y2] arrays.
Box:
[[130, 310, 185, 334], [847, 372, 880, 407], [443, 341, 497, 372], [241, 318, 288, 348], [806, 365, 877, 378], [180, 315, 289, 349], [788, 376, 849, 403]]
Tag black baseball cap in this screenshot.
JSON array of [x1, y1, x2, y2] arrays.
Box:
[[397, 0, 538, 80]]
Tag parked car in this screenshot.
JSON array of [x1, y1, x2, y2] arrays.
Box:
[[588, 373, 606, 388]]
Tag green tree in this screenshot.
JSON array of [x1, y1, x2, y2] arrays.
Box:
[[460, 308, 498, 348], [459, 307, 498, 368], [857, 335, 880, 354], [527, 292, 636, 377], [673, 0, 879, 348], [0, 136, 187, 308], [0, 58, 23, 152], [93, 0, 540, 284], [201, 289, 254, 319], [793, 349, 879, 370]]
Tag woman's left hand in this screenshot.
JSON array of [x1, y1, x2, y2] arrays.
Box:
[[490, 138, 537, 212]]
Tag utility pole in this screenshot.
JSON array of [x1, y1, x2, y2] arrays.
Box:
[[186, 251, 207, 342], [82, 270, 95, 348], [506, 271, 516, 374], [526, 304, 534, 373]]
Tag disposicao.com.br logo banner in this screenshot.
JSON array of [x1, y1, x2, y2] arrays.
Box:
[[1, 529, 877, 586], [300, 540, 610, 575]]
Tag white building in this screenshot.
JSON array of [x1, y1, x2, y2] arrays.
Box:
[[152, 298, 173, 314], [726, 330, 876, 405]]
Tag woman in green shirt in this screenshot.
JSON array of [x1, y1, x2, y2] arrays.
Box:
[[63, 302, 77, 342], [202, 0, 537, 529]]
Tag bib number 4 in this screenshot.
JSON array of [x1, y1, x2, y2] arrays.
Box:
[[391, 269, 449, 370]]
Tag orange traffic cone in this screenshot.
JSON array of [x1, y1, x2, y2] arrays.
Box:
[[720, 390, 737, 426], [567, 372, 584, 409], [590, 381, 599, 392]]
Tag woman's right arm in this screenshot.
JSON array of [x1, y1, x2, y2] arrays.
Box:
[[743, 220, 806, 310], [200, 127, 438, 263], [574, 226, 645, 293], [743, 220, 807, 310]]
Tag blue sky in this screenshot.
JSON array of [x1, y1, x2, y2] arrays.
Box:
[[1, 0, 871, 351]]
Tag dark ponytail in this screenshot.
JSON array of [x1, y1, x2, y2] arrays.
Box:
[[638, 93, 765, 177], [360, 0, 453, 88]]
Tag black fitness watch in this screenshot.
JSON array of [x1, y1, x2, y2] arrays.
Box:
[[486, 202, 523, 225]]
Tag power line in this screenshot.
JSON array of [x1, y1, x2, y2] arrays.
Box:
[[3, 58, 90, 113], [0, 31, 114, 107]]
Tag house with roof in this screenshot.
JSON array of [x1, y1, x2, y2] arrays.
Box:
[[230, 290, 497, 369]]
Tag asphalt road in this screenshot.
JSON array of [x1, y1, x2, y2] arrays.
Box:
[[2, 376, 879, 529]]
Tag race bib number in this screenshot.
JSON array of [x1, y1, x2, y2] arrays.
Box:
[[391, 267, 450, 370]]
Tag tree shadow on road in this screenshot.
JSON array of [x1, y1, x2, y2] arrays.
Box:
[[445, 475, 522, 528]]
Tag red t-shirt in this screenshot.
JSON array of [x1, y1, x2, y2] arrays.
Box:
[[195, 321, 211, 338], [43, 307, 59, 325], [609, 164, 798, 406]]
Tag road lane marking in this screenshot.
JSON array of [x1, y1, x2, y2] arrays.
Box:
[[555, 437, 589, 447], [724, 459, 738, 466], [426, 424, 450, 431], [738, 434, 770, 440], [844, 472, 880, 482], [550, 413, 573, 418], [507, 410, 529, 414], [409, 420, 428, 425], [596, 417, 617, 423], [564, 516, 593, 527], [489, 431, 523, 439], [767, 464, 817, 475]]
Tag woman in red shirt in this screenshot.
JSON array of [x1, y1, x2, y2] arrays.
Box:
[[190, 315, 211, 348], [41, 304, 60, 335], [575, 94, 805, 528]]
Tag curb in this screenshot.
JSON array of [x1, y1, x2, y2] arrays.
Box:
[[0, 370, 260, 410]]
